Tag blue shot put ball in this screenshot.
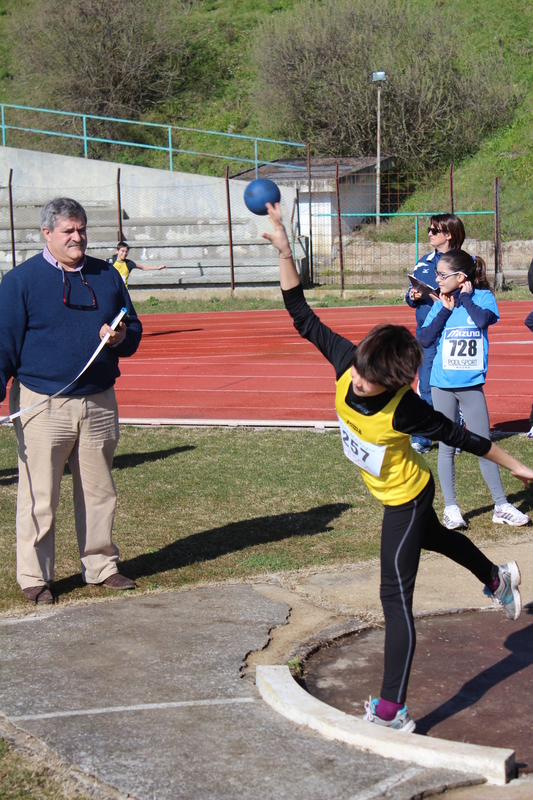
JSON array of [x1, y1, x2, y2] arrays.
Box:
[[243, 178, 281, 216]]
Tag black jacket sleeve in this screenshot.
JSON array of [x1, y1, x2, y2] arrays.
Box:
[[392, 389, 491, 456], [282, 284, 356, 378], [525, 309, 533, 334]]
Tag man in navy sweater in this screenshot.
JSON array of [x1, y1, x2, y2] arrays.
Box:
[[0, 197, 143, 604]]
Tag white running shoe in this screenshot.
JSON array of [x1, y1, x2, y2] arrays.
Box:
[[412, 442, 430, 454], [527, 427, 533, 439], [363, 697, 416, 733], [443, 505, 467, 530], [492, 503, 530, 527], [484, 561, 522, 620]]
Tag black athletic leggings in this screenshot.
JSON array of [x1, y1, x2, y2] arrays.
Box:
[[379, 474, 495, 704]]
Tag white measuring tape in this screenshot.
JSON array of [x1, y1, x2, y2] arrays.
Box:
[[0, 308, 128, 426]]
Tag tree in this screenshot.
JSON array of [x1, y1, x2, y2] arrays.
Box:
[[9, 0, 188, 119], [251, 0, 519, 168]]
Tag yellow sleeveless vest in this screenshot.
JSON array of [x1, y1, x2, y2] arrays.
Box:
[[112, 259, 131, 288], [335, 369, 430, 505]]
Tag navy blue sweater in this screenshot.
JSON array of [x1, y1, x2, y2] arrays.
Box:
[[0, 253, 143, 402]]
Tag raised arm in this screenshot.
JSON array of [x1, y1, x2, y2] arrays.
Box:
[[261, 202, 300, 290], [136, 263, 167, 272]]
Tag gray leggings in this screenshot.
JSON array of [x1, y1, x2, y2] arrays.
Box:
[[431, 385, 506, 508]]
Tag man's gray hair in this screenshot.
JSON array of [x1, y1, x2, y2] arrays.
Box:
[[40, 198, 87, 232]]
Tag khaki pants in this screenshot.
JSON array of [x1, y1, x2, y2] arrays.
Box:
[[10, 381, 120, 589]]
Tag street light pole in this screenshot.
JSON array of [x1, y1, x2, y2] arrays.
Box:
[[372, 71, 386, 228]]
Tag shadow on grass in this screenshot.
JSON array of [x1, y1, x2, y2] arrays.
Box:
[[463, 487, 533, 525], [112, 445, 195, 470], [62, 445, 196, 476], [52, 502, 351, 598], [416, 605, 533, 736]]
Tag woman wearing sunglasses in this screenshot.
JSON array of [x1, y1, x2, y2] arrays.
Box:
[[405, 215, 465, 454], [419, 250, 530, 530]]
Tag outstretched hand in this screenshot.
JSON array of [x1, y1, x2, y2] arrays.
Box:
[[508, 464, 533, 489], [261, 203, 292, 256]]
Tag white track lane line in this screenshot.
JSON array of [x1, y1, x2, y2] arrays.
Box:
[[9, 697, 256, 722]]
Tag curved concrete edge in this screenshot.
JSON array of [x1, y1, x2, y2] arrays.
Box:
[[256, 665, 515, 786]]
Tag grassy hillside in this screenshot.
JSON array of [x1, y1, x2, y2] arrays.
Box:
[[0, 0, 531, 237]]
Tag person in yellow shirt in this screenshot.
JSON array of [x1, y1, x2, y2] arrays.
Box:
[[107, 242, 167, 288], [262, 200, 533, 733]]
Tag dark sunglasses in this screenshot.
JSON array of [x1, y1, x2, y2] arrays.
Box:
[[62, 270, 97, 310]]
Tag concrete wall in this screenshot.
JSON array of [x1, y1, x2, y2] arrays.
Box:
[[0, 146, 295, 220], [0, 147, 299, 286]]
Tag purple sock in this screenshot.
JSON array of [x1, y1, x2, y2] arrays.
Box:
[[487, 576, 500, 594], [376, 698, 403, 721]]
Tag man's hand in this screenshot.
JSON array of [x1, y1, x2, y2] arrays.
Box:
[[409, 287, 423, 302], [100, 321, 126, 346]]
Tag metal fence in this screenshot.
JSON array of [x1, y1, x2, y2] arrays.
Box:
[[0, 103, 307, 178], [0, 164, 522, 292], [307, 166, 505, 290], [0, 169, 303, 289]]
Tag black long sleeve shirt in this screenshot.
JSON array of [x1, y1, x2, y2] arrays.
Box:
[[282, 284, 491, 457]]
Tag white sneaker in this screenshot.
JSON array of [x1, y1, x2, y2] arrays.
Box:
[[483, 561, 522, 620], [443, 505, 467, 530], [412, 442, 430, 454], [493, 503, 530, 527], [527, 426, 533, 439]]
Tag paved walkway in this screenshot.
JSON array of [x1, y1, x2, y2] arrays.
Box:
[[2, 536, 533, 799]]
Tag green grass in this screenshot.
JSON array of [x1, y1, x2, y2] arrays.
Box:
[[132, 283, 532, 315], [1, 0, 532, 206], [1, 425, 532, 615], [0, 738, 91, 800]]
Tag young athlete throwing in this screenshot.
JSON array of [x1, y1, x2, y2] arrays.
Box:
[[262, 203, 533, 732]]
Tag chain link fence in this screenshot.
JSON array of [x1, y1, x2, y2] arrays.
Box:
[[0, 165, 528, 291], [304, 168, 507, 290]]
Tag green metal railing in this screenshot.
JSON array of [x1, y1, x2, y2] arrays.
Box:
[[0, 103, 307, 177]]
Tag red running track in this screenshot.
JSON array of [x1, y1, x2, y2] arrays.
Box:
[[1, 301, 532, 430]]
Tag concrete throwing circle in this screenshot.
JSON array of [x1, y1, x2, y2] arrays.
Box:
[[302, 608, 533, 774]]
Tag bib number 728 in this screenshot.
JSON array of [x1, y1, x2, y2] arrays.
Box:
[[448, 339, 478, 357]]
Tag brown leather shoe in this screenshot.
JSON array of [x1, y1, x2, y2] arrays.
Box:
[[100, 573, 136, 590], [23, 586, 54, 604]]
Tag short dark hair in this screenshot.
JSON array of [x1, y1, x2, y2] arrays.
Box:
[[352, 324, 423, 392], [429, 213, 465, 250], [117, 241, 129, 250]]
